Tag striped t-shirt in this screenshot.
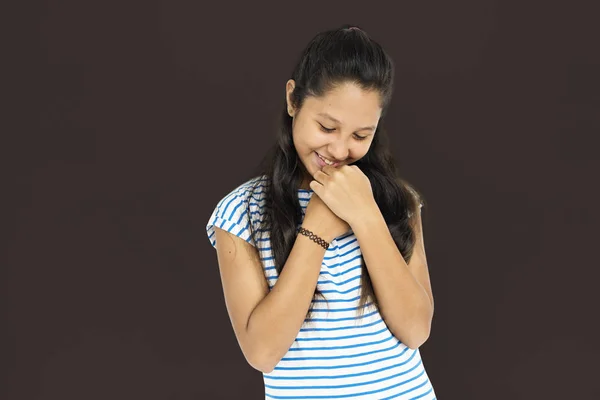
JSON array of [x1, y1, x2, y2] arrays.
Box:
[[206, 175, 436, 400]]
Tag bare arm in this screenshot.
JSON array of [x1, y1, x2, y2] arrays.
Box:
[[351, 204, 434, 349], [214, 225, 332, 373]]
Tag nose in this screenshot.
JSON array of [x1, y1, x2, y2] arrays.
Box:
[[328, 139, 350, 162]]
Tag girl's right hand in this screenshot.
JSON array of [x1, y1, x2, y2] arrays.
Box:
[[302, 192, 351, 243]]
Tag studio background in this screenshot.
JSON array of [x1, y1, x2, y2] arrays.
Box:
[[3, 0, 599, 399]]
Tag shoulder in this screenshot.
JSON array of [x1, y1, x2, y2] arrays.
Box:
[[230, 174, 269, 204], [206, 175, 269, 248], [215, 175, 268, 213]]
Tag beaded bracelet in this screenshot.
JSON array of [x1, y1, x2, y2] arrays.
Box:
[[297, 227, 330, 250]]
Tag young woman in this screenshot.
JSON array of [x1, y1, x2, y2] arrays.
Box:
[[206, 24, 437, 399]]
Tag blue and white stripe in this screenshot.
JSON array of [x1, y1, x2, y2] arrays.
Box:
[[207, 176, 436, 399]]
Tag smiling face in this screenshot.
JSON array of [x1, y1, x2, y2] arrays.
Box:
[[285, 80, 383, 189]]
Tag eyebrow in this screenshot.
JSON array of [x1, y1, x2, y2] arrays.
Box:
[[317, 112, 376, 132]]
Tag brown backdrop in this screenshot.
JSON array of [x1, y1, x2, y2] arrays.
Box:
[[3, 0, 599, 399]]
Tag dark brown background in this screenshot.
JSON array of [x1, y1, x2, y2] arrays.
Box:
[[3, 0, 599, 399]]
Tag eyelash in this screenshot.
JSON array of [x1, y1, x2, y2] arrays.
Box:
[[319, 124, 368, 140]]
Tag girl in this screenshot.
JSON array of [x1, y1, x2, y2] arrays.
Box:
[[206, 24, 437, 399]]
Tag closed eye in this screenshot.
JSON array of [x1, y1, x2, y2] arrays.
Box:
[[319, 124, 335, 133], [318, 124, 368, 140]]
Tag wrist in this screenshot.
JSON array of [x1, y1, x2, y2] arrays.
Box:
[[298, 224, 334, 246], [349, 206, 384, 233]]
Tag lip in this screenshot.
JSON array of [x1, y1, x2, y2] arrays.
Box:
[[315, 152, 339, 167]]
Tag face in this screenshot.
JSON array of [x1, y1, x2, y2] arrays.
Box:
[[285, 80, 382, 189]]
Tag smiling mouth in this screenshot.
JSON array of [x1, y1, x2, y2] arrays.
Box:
[[316, 152, 339, 166]]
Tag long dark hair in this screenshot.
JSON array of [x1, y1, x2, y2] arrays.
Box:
[[246, 24, 425, 320]]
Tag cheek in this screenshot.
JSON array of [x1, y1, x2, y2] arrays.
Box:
[[291, 126, 305, 148], [294, 127, 321, 151]]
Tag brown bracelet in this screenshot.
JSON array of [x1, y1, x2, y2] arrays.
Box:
[[297, 227, 330, 250]]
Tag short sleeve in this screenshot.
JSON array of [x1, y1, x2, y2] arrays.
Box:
[[206, 187, 256, 249]]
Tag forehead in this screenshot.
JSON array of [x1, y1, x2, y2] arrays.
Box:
[[305, 82, 382, 123]]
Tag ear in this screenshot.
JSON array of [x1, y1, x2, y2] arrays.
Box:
[[285, 79, 295, 116]]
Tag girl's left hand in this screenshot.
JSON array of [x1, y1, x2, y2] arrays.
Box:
[[309, 165, 378, 227]]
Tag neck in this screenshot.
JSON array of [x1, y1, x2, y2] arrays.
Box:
[[299, 174, 311, 190], [297, 167, 311, 190]]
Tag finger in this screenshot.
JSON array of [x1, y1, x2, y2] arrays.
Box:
[[314, 169, 331, 184], [325, 165, 342, 178], [309, 179, 323, 194], [321, 165, 336, 176], [313, 170, 324, 184]]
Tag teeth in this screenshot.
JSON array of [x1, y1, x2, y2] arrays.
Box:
[[317, 153, 334, 165]]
